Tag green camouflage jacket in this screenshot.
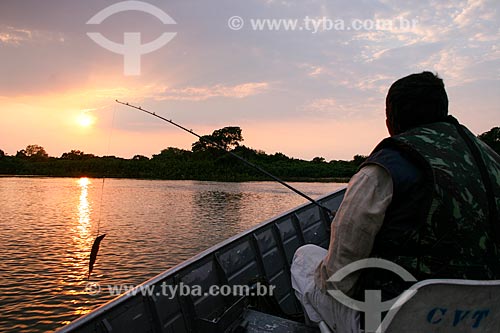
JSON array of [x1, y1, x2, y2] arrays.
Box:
[[364, 118, 500, 290]]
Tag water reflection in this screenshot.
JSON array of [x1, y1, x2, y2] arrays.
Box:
[[193, 185, 245, 243], [77, 178, 91, 239], [0, 178, 343, 333], [63, 178, 94, 284], [57, 178, 96, 322]]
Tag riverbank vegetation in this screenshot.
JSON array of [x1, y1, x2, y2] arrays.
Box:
[[0, 127, 363, 182], [1, 126, 498, 182]]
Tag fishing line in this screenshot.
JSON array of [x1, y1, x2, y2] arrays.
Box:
[[95, 104, 116, 236], [88, 105, 116, 280], [115, 100, 333, 220], [96, 178, 106, 237]]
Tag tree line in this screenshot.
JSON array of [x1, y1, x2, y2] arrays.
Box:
[[0, 126, 498, 182]]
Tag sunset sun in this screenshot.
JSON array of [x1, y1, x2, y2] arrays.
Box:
[[77, 112, 95, 128]]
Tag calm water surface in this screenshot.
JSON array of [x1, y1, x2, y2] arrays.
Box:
[[0, 177, 345, 332]]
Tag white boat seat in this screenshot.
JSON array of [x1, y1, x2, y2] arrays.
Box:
[[379, 279, 500, 333]]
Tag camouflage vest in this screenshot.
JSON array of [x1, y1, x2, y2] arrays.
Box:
[[364, 118, 500, 285]]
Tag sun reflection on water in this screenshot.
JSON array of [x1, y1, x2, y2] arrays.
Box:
[[54, 177, 99, 325], [77, 177, 91, 238], [61, 177, 95, 283], [72, 177, 94, 281]]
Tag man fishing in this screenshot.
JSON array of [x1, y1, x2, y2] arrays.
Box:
[[291, 71, 500, 332]]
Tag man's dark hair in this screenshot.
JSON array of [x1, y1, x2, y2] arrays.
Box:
[[386, 71, 448, 135]]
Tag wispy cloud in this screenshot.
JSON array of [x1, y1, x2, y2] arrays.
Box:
[[454, 0, 488, 27], [0, 25, 65, 45], [302, 97, 381, 120], [154, 82, 270, 101], [299, 63, 326, 77], [305, 98, 337, 113], [0, 26, 32, 45]]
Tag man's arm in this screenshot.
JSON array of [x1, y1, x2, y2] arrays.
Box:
[[315, 164, 393, 295]]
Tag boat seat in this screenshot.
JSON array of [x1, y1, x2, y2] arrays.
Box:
[[240, 308, 319, 333], [379, 279, 500, 332]]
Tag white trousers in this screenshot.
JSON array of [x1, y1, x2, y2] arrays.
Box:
[[291, 244, 361, 333]]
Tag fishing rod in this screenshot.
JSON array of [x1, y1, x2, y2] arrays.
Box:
[[115, 100, 334, 219]]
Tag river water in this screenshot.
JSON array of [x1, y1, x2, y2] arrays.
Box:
[[0, 177, 345, 332]]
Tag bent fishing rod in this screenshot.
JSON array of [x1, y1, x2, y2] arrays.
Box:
[[115, 100, 334, 219]]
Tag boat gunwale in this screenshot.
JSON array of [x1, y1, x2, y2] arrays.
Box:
[[57, 187, 346, 332]]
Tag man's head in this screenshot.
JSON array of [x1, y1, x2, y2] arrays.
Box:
[[386, 71, 448, 136]]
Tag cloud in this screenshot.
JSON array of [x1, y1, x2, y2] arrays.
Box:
[[154, 82, 270, 101], [0, 25, 65, 45], [305, 98, 337, 113], [0, 26, 32, 45], [299, 63, 326, 77], [454, 0, 488, 27], [302, 96, 382, 120], [355, 74, 393, 93]]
